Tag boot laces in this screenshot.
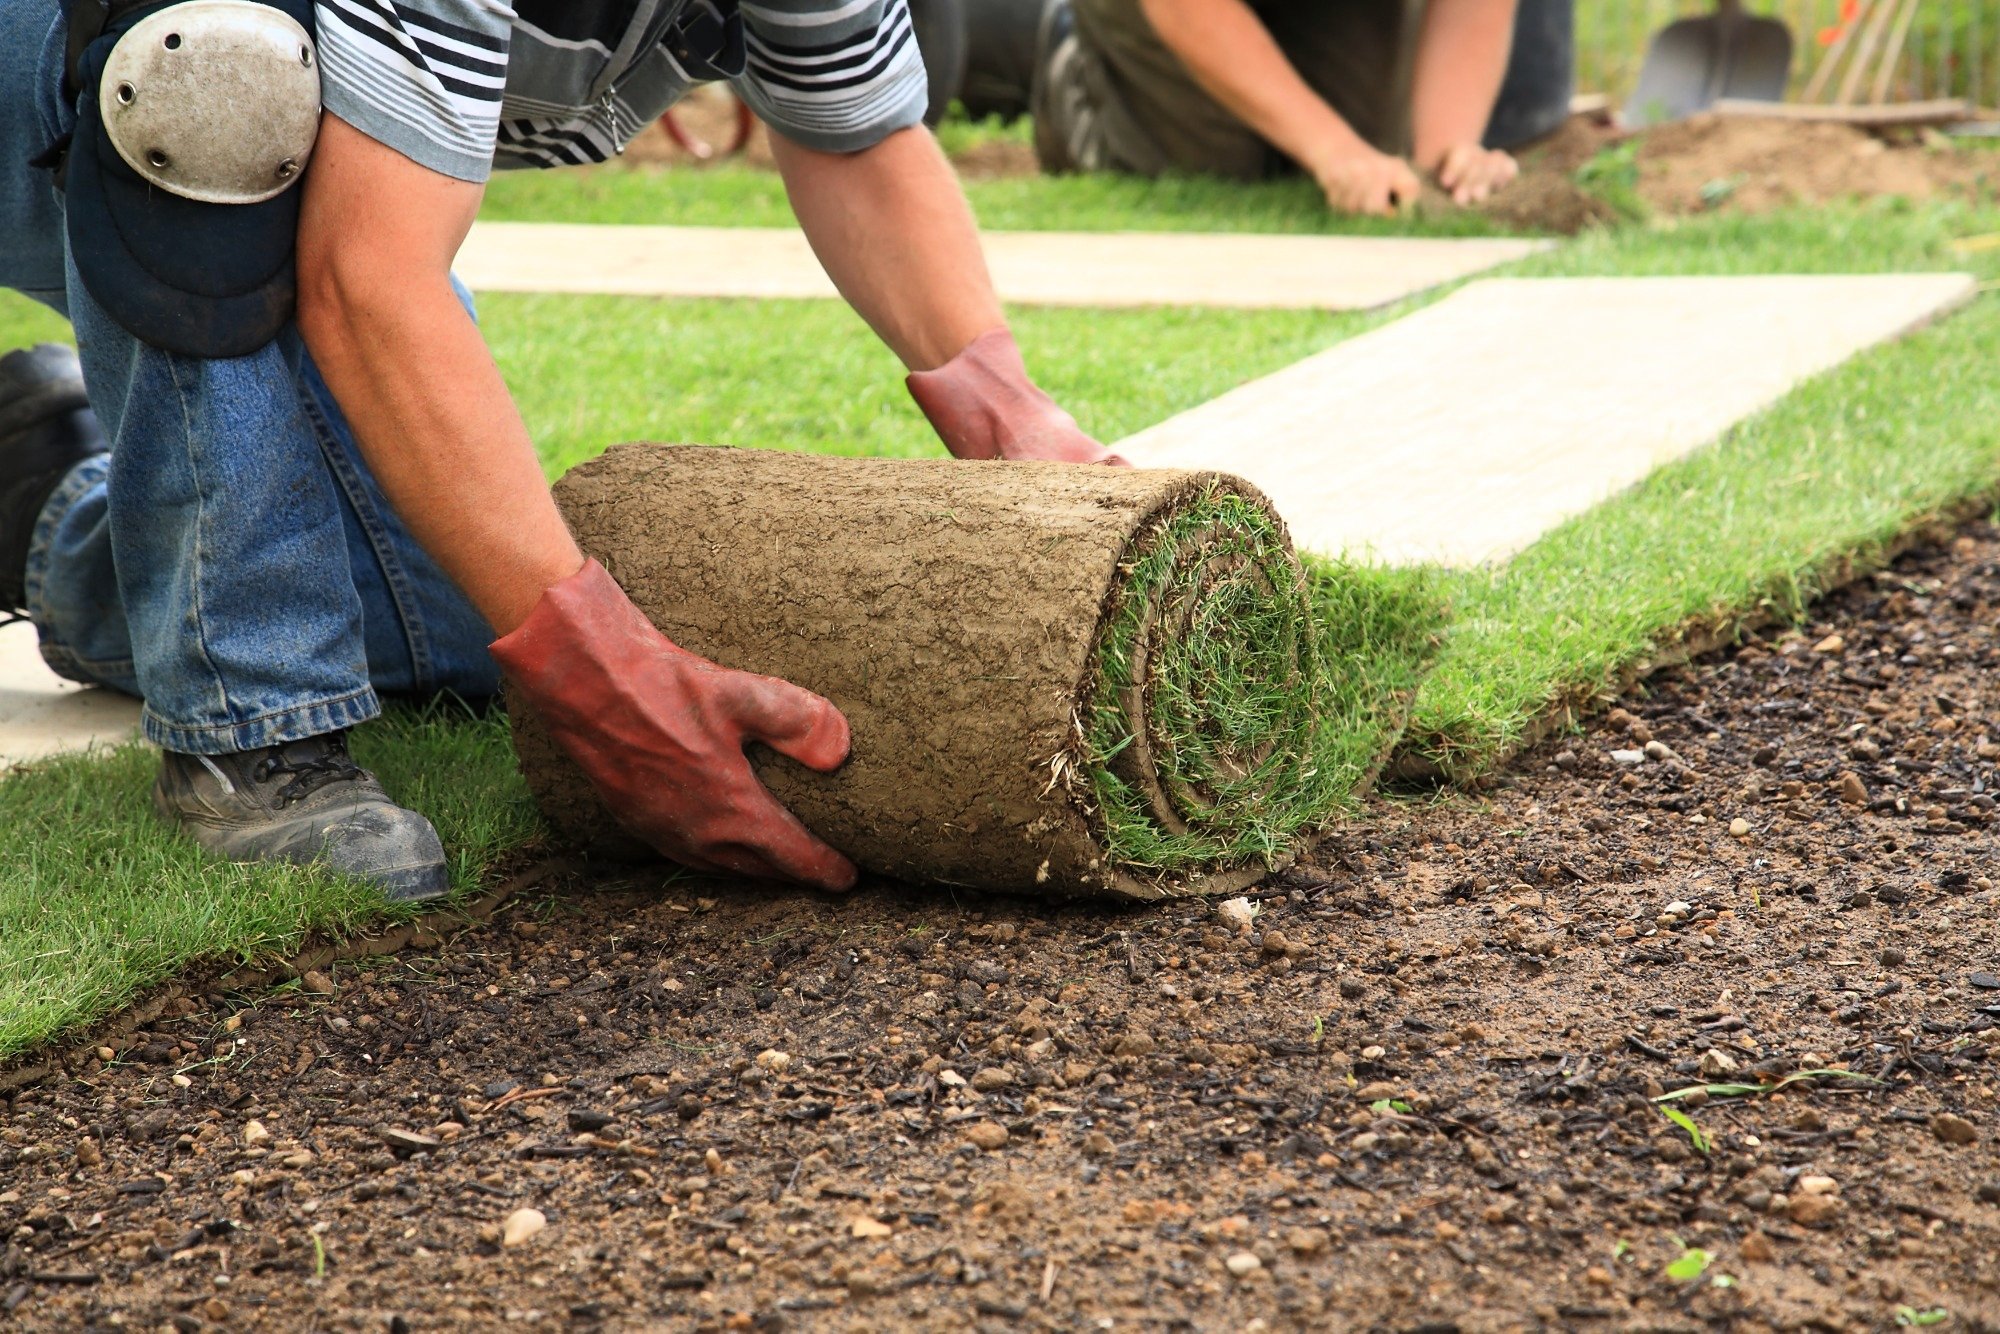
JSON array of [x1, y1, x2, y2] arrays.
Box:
[[252, 735, 365, 809]]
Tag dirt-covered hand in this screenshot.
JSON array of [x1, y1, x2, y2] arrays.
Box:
[[1311, 149, 1423, 217], [491, 560, 858, 891], [1433, 143, 1518, 205], [907, 327, 1129, 466]]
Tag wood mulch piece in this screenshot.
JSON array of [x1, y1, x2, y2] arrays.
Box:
[[8, 527, 2000, 1330]]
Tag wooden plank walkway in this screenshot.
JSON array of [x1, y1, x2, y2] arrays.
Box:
[[1116, 273, 1977, 565], [455, 222, 1548, 310], [0, 621, 140, 769]]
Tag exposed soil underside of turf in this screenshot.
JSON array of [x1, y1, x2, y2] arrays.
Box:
[[9, 522, 2000, 1332]]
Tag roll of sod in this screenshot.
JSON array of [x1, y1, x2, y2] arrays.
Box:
[[510, 444, 1351, 900]]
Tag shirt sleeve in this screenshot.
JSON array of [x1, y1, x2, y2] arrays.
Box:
[[731, 0, 928, 154], [315, 0, 514, 182]]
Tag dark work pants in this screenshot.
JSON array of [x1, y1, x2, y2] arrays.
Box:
[[1011, 0, 1574, 178]]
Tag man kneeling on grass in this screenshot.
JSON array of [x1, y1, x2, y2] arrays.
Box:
[[0, 0, 1114, 899]]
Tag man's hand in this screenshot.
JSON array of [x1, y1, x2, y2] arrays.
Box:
[[493, 561, 858, 890], [1433, 142, 1518, 205], [907, 329, 1128, 466], [1309, 147, 1423, 216]]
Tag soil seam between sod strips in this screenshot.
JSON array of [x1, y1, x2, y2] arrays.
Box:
[[0, 860, 575, 1096]]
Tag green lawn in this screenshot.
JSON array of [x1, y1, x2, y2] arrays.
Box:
[[3, 160, 1998, 1062]]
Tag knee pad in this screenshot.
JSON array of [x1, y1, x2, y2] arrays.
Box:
[[62, 0, 321, 358]]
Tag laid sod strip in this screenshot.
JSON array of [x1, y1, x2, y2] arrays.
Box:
[[512, 445, 1440, 898], [1400, 280, 2000, 781], [477, 161, 1523, 237], [0, 704, 537, 1059]]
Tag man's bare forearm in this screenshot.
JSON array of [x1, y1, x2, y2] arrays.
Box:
[[1410, 0, 1518, 170], [297, 116, 581, 636], [1140, 0, 1364, 174], [769, 127, 1002, 371]]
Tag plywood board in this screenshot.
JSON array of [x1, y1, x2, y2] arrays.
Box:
[[0, 620, 141, 769], [456, 222, 1547, 311], [1116, 273, 1976, 566]]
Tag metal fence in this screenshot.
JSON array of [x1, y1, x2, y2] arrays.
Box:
[[1575, 0, 1998, 108]]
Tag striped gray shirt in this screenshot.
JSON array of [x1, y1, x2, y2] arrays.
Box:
[[314, 0, 928, 183]]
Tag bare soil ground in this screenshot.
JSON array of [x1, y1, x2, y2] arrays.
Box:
[[8, 511, 2000, 1330], [1486, 112, 1997, 232]]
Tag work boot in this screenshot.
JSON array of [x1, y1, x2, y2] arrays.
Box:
[[153, 732, 451, 901], [0, 344, 107, 614]]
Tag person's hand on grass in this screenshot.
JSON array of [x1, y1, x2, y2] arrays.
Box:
[[1431, 143, 1518, 205], [1309, 147, 1423, 217]]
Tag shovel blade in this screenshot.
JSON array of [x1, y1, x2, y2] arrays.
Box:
[[1624, 13, 1793, 126]]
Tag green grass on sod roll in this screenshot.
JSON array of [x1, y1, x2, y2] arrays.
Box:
[[1078, 490, 1445, 877], [2, 181, 2000, 1061]]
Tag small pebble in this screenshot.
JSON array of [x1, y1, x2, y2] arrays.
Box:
[[971, 1067, 1012, 1092], [1224, 1251, 1262, 1277], [1610, 749, 1645, 767], [964, 1121, 1009, 1151], [300, 970, 335, 996], [1729, 817, 1753, 838], [1933, 1113, 1978, 1146], [501, 1208, 547, 1248]]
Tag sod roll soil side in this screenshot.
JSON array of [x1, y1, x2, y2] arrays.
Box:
[[510, 444, 1340, 900]]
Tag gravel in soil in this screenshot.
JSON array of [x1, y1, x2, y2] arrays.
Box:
[[10, 525, 2000, 1331]]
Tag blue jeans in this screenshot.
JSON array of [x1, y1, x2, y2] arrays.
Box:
[[0, 0, 501, 753]]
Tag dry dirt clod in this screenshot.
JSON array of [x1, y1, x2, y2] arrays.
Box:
[[970, 1067, 1012, 1092], [1215, 898, 1258, 931], [1837, 771, 1869, 805], [964, 1121, 1009, 1151], [1284, 1227, 1330, 1256], [1932, 1113, 1979, 1146], [849, 1216, 892, 1239], [1741, 1232, 1777, 1263], [242, 1120, 271, 1147], [501, 1208, 547, 1248], [1789, 1192, 1843, 1227], [300, 970, 335, 996]]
